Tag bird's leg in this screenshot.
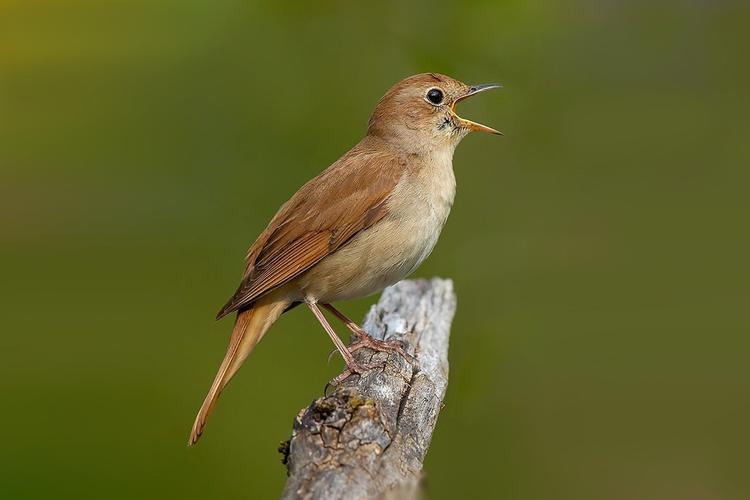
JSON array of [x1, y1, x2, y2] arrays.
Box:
[[306, 302, 382, 385], [321, 303, 417, 365]]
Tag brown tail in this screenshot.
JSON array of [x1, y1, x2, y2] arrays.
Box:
[[188, 290, 290, 446]]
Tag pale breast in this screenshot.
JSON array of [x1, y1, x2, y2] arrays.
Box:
[[298, 150, 456, 303]]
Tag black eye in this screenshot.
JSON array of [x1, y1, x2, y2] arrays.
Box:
[[426, 88, 444, 105]]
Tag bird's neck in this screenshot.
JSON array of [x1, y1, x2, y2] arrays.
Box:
[[364, 131, 457, 161]]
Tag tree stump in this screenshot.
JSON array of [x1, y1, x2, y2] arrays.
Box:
[[280, 278, 456, 499]]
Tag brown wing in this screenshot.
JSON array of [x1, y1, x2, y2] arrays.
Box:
[[216, 137, 404, 319]]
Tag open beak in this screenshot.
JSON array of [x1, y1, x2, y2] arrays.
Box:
[[451, 83, 503, 135]]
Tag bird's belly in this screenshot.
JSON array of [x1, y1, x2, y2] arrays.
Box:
[[297, 203, 448, 303], [296, 154, 456, 304]]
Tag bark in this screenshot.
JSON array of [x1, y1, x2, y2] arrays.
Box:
[[280, 278, 456, 500]]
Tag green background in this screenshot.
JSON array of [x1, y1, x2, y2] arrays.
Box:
[[2, 1, 748, 498]]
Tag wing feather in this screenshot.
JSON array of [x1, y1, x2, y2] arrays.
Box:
[[216, 137, 404, 319]]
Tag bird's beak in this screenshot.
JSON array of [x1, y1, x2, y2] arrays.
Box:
[[451, 83, 503, 135]]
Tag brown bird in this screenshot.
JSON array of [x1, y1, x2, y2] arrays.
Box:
[[188, 73, 500, 445]]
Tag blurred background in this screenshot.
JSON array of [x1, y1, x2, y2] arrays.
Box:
[[2, 0, 749, 498]]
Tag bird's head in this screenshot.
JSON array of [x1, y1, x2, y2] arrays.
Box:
[[367, 73, 501, 154]]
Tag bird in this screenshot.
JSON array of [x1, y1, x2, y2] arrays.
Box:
[[188, 73, 501, 446]]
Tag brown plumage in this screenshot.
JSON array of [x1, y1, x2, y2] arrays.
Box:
[[189, 73, 500, 445], [215, 138, 402, 319]]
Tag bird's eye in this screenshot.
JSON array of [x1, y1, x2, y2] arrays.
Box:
[[426, 88, 444, 105]]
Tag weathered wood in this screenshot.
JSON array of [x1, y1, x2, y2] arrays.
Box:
[[280, 278, 456, 500]]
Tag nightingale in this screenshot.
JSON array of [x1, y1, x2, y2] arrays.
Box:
[[189, 73, 500, 445]]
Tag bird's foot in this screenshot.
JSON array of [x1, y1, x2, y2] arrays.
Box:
[[349, 332, 418, 366], [327, 359, 384, 388]]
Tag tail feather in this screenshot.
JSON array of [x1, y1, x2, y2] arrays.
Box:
[[188, 291, 289, 446]]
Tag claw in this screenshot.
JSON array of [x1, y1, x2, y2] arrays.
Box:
[[349, 333, 418, 367], [319, 303, 418, 369], [326, 347, 339, 364], [327, 360, 385, 387], [328, 369, 358, 387]]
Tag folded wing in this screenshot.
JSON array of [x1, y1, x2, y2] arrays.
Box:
[[216, 141, 404, 319]]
